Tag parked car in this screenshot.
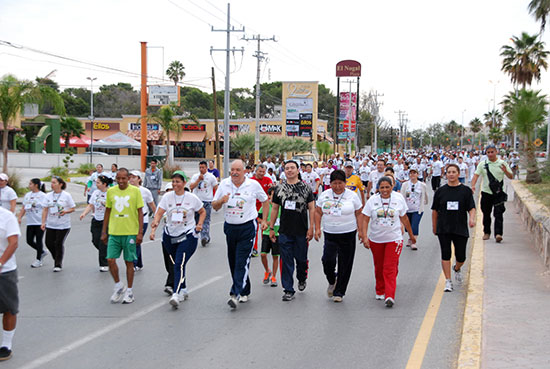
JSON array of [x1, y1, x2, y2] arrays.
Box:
[[291, 152, 318, 164], [84, 151, 109, 156]]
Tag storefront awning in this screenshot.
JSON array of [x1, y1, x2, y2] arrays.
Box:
[[58, 135, 92, 148], [181, 131, 206, 142], [85, 130, 118, 140]]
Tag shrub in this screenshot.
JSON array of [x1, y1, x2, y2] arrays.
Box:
[[162, 163, 184, 179], [49, 166, 70, 179], [78, 163, 96, 175], [7, 170, 27, 196]]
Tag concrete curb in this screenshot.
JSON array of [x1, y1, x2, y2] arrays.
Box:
[[457, 194, 484, 369]]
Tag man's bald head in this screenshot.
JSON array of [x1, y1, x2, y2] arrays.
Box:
[[230, 159, 246, 184]]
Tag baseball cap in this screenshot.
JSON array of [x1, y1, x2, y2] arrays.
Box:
[[164, 182, 173, 191], [485, 144, 497, 150], [0, 173, 8, 181], [129, 170, 142, 179], [344, 161, 354, 167]]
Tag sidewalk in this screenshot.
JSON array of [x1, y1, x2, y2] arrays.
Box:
[[481, 193, 550, 368]]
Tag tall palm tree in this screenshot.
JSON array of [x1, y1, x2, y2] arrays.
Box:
[[529, 0, 550, 33], [0, 74, 64, 172], [469, 117, 483, 148], [488, 127, 503, 144], [483, 109, 503, 129], [505, 89, 548, 183], [149, 104, 193, 164], [166, 61, 186, 86], [60, 116, 85, 150], [500, 32, 549, 89]]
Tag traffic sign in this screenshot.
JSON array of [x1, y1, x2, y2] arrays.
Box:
[[534, 138, 543, 147]]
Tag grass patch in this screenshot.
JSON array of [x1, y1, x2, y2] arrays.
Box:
[[524, 173, 550, 209]]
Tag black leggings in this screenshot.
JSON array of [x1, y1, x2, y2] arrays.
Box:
[[26, 225, 45, 260], [90, 219, 108, 267], [437, 233, 468, 262], [431, 176, 441, 191], [45, 228, 70, 268]]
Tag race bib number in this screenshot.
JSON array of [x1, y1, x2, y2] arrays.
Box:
[[24, 204, 32, 210], [284, 200, 296, 210], [447, 201, 459, 210], [150, 176, 156, 180], [330, 207, 342, 216], [49, 206, 57, 214], [171, 212, 184, 222]]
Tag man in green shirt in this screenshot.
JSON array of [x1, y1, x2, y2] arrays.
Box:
[[471, 145, 513, 243], [101, 168, 144, 304]]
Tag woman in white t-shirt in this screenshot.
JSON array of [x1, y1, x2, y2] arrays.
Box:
[[0, 173, 17, 213], [40, 177, 76, 272], [17, 178, 47, 268], [359, 176, 415, 308], [150, 171, 205, 309], [314, 169, 362, 302], [80, 175, 113, 272], [400, 168, 428, 250], [129, 171, 156, 271]]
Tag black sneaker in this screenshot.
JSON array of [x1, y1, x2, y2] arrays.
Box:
[[298, 281, 307, 291], [0, 347, 12, 361], [282, 292, 295, 301], [251, 249, 258, 257], [201, 238, 208, 247]]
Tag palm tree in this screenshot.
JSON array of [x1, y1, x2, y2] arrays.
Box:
[[0, 74, 64, 172], [505, 89, 548, 183], [469, 117, 483, 148], [529, 0, 550, 33], [166, 61, 186, 86], [445, 120, 460, 145], [230, 133, 254, 161], [500, 32, 549, 89], [483, 109, 503, 129], [149, 104, 194, 164], [488, 127, 503, 144], [60, 116, 85, 150]]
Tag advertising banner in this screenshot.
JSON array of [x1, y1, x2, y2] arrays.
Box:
[[148, 85, 180, 106], [286, 98, 313, 120], [339, 92, 357, 133], [129, 123, 159, 131], [336, 60, 362, 77], [299, 113, 313, 137]]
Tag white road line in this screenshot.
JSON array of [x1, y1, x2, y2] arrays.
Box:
[[18, 274, 226, 369]]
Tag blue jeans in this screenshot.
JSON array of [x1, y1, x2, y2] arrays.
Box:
[[224, 220, 257, 297], [278, 233, 309, 294], [162, 230, 198, 293], [133, 223, 148, 268], [195, 201, 212, 242], [406, 211, 423, 236]]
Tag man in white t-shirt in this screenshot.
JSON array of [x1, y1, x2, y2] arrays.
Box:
[[0, 207, 20, 361], [0, 174, 17, 213], [263, 156, 276, 173], [302, 164, 320, 199], [457, 157, 469, 184], [431, 156, 444, 191], [189, 161, 219, 246], [359, 160, 371, 188], [366, 160, 386, 199], [212, 160, 269, 309]]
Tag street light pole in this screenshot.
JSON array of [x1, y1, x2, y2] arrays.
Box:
[[86, 77, 97, 163], [461, 109, 466, 149]]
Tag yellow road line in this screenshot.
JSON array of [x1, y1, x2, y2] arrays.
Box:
[[405, 272, 446, 369], [457, 202, 484, 369]]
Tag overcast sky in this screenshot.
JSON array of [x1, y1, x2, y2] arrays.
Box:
[[0, 0, 547, 129]]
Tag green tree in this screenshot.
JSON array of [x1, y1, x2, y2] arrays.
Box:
[[166, 60, 186, 86], [469, 117, 483, 148], [505, 89, 548, 183], [483, 109, 503, 129], [529, 0, 550, 32], [0, 74, 65, 172], [488, 127, 503, 144], [61, 88, 90, 117], [501, 32, 549, 89], [230, 133, 254, 160], [60, 116, 85, 150], [95, 83, 140, 117]]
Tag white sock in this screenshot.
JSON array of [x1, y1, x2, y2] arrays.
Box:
[[2, 329, 15, 350], [127, 288, 132, 294], [114, 282, 123, 290]]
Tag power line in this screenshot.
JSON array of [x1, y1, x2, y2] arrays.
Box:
[[166, 0, 213, 27]]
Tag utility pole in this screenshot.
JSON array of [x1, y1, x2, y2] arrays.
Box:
[[211, 3, 244, 178], [86, 77, 96, 163], [395, 110, 406, 151], [211, 67, 221, 175], [140, 41, 148, 172], [368, 91, 383, 154], [242, 34, 276, 164]]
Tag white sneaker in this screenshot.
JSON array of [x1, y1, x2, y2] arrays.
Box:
[[31, 260, 43, 268], [99, 266, 109, 272], [444, 279, 453, 292], [110, 285, 127, 303], [454, 265, 463, 284], [333, 296, 343, 303], [411, 243, 418, 251], [238, 295, 248, 303], [327, 283, 336, 298], [385, 297, 395, 308], [375, 294, 385, 300], [169, 293, 180, 308], [178, 289, 189, 301], [53, 267, 62, 272], [227, 295, 238, 309], [122, 290, 134, 304]]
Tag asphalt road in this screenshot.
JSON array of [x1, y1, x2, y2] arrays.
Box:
[[5, 188, 469, 369]]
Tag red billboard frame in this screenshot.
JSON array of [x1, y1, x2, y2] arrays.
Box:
[[336, 60, 361, 77]]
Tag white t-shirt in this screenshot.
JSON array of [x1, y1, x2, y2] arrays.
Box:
[[44, 191, 76, 230], [313, 167, 324, 177], [190, 172, 218, 202], [0, 186, 17, 211], [22, 191, 47, 225], [397, 169, 410, 182], [322, 167, 334, 185], [432, 161, 444, 176], [302, 171, 320, 193], [316, 189, 362, 234], [359, 165, 370, 181], [263, 161, 276, 173], [139, 186, 154, 223], [268, 173, 277, 183], [411, 163, 426, 178], [368, 170, 385, 195], [458, 163, 468, 178], [213, 177, 268, 224], [0, 207, 20, 273], [158, 191, 204, 236], [402, 181, 424, 213], [362, 192, 408, 243], [89, 189, 108, 221]]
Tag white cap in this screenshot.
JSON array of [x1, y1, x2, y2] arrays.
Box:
[[164, 182, 173, 191], [0, 173, 8, 181], [129, 170, 142, 179]]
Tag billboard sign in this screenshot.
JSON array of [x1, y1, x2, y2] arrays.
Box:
[[148, 85, 180, 106], [336, 60, 362, 77]]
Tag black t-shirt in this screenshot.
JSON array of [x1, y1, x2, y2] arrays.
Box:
[[272, 181, 314, 236], [431, 184, 475, 237]]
